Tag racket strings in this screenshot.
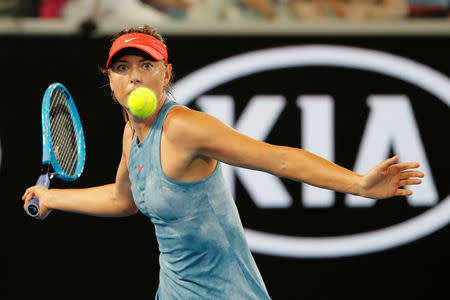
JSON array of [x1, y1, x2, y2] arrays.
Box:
[[50, 90, 77, 173], [52, 90, 77, 165], [52, 89, 78, 173], [49, 88, 78, 176], [51, 90, 78, 175]]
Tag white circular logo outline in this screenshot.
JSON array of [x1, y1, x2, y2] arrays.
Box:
[[172, 45, 450, 258]]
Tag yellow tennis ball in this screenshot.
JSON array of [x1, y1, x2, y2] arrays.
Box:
[[127, 87, 157, 118]]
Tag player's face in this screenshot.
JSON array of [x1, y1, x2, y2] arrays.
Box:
[[108, 54, 172, 108]]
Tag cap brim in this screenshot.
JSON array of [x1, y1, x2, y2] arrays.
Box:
[[107, 44, 165, 68]]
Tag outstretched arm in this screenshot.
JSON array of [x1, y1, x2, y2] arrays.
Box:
[[22, 123, 137, 220], [167, 107, 424, 199], [22, 155, 137, 219]]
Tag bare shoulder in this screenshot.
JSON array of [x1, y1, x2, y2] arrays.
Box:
[[163, 106, 227, 143], [165, 105, 209, 125], [164, 106, 200, 137]]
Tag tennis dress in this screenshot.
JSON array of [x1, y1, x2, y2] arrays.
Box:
[[128, 100, 272, 300]]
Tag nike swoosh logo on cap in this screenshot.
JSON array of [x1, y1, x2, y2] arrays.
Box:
[[125, 37, 138, 43]]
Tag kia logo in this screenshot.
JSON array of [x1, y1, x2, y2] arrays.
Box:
[[172, 45, 450, 258]]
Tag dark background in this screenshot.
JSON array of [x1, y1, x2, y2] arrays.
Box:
[[3, 34, 449, 299]]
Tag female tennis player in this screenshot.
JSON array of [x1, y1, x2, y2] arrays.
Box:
[[23, 25, 424, 299]]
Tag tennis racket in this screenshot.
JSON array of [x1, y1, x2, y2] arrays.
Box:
[[25, 83, 86, 217]]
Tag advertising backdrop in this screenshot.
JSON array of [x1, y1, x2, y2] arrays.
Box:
[[3, 33, 449, 300]]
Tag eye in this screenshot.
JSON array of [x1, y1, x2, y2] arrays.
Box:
[[142, 62, 153, 70], [112, 63, 128, 72], [117, 64, 128, 71]]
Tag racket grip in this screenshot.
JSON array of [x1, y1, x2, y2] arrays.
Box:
[[26, 173, 50, 217]]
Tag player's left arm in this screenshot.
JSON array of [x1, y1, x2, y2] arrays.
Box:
[[167, 107, 424, 199]]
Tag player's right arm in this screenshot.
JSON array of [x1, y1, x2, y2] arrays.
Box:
[[22, 123, 137, 220]]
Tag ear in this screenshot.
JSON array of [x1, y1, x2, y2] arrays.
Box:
[[164, 63, 172, 87], [107, 69, 115, 91]]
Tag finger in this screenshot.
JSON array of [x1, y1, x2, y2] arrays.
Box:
[[399, 179, 422, 187], [400, 171, 425, 179], [26, 188, 35, 197], [23, 192, 33, 208], [24, 190, 36, 204], [393, 162, 420, 172], [22, 190, 32, 201], [395, 189, 413, 196], [22, 188, 32, 200], [378, 156, 399, 170]]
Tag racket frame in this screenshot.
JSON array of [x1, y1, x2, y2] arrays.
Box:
[[42, 83, 86, 181], [26, 83, 86, 217]]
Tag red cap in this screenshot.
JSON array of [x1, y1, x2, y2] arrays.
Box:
[[106, 32, 168, 68]]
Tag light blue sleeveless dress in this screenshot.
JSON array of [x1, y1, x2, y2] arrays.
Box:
[[128, 100, 272, 300]]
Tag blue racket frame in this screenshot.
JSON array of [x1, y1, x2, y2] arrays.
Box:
[[26, 83, 85, 217], [42, 83, 86, 181]]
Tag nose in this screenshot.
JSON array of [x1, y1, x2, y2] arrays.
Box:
[[130, 65, 142, 84]]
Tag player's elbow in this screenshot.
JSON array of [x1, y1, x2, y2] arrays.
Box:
[[111, 191, 139, 217], [122, 205, 139, 216], [269, 146, 304, 180], [116, 199, 139, 216]]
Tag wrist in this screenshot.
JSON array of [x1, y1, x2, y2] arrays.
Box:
[[351, 174, 364, 196], [44, 189, 58, 210]]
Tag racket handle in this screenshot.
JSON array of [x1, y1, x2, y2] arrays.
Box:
[[26, 173, 50, 217]]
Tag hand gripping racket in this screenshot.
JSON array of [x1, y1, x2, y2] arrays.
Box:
[[26, 83, 86, 217]]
